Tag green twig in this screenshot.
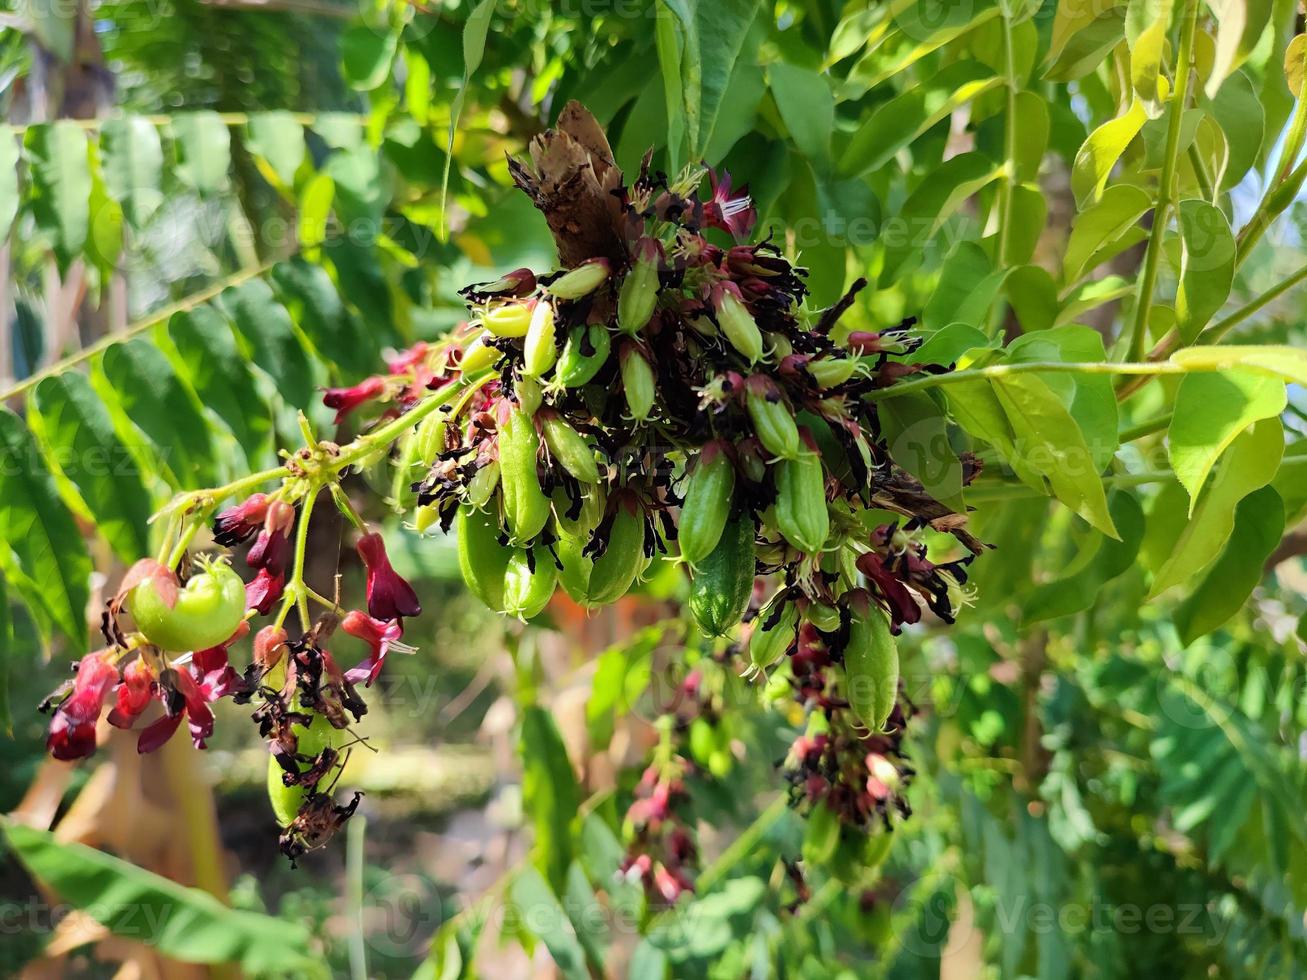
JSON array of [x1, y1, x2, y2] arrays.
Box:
[[863, 359, 1190, 404], [1126, 0, 1198, 363]]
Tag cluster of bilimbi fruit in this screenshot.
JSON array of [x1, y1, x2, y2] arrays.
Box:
[[412, 225, 918, 733]]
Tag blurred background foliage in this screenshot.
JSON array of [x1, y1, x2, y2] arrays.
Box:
[[0, 0, 1305, 977]]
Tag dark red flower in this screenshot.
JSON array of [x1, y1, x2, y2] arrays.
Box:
[[323, 376, 387, 425], [246, 568, 285, 614], [356, 532, 421, 620], [137, 626, 249, 754], [107, 658, 156, 729], [247, 500, 295, 576], [340, 610, 415, 686], [46, 650, 119, 761], [212, 493, 270, 546], [704, 170, 757, 241]]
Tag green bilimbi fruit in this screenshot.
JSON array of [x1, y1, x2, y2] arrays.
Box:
[[556, 323, 612, 387], [460, 332, 499, 376], [391, 431, 422, 510], [560, 498, 648, 607], [128, 559, 246, 653], [748, 600, 798, 673], [618, 238, 660, 334], [498, 406, 551, 543], [502, 547, 558, 620], [553, 484, 606, 539], [802, 800, 842, 866], [805, 601, 841, 633], [483, 301, 533, 338], [808, 356, 859, 389], [467, 459, 501, 509], [540, 411, 600, 484], [843, 598, 898, 731], [545, 258, 610, 299], [745, 376, 800, 460], [457, 504, 510, 611], [713, 282, 763, 364], [522, 300, 557, 378], [688, 508, 755, 636], [678, 442, 735, 567], [775, 438, 829, 553], [515, 375, 543, 416], [268, 713, 344, 827], [415, 409, 448, 464], [619, 342, 656, 421]]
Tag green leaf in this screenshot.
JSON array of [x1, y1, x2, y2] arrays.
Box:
[[839, 62, 1000, 177], [0, 411, 90, 646], [1171, 344, 1307, 387], [0, 129, 18, 242], [880, 153, 1003, 284], [440, 0, 497, 232], [1125, 0, 1175, 109], [1062, 183, 1152, 283], [1174, 485, 1284, 643], [1206, 0, 1274, 97], [224, 277, 316, 409], [1023, 491, 1145, 623], [1045, 3, 1127, 81], [169, 306, 273, 467], [1204, 70, 1264, 188], [272, 258, 378, 378], [298, 172, 334, 249], [1174, 199, 1236, 341], [654, 3, 687, 171], [1151, 417, 1284, 596], [915, 323, 993, 366], [1005, 326, 1119, 470], [3, 822, 317, 973], [99, 115, 163, 229], [1071, 99, 1148, 206], [1004, 264, 1060, 332], [520, 705, 581, 891], [950, 376, 1044, 492], [992, 373, 1118, 537], [923, 243, 1006, 331], [171, 112, 231, 194], [508, 867, 589, 980], [769, 62, 834, 162], [0, 576, 9, 734], [629, 940, 670, 980], [26, 122, 91, 273], [1168, 369, 1286, 508], [99, 339, 217, 487], [31, 373, 152, 563], [341, 24, 399, 91], [690, 0, 763, 156], [1011, 91, 1051, 184], [246, 111, 306, 188], [588, 625, 662, 747], [564, 863, 610, 971], [881, 391, 964, 510]]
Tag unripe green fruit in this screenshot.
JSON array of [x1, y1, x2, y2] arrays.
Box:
[[717, 289, 763, 364], [127, 560, 246, 652], [749, 601, 798, 672], [466, 459, 500, 509], [619, 343, 656, 421], [460, 333, 499, 376], [844, 607, 898, 731], [556, 324, 612, 387], [687, 509, 755, 636], [553, 485, 606, 539], [568, 502, 646, 606], [746, 381, 800, 460], [516, 376, 543, 416], [618, 253, 659, 334], [267, 713, 344, 827], [498, 406, 550, 543], [808, 357, 859, 389], [502, 547, 558, 620], [775, 453, 829, 553], [678, 444, 735, 567], [522, 301, 557, 377], [541, 413, 600, 484], [483, 302, 532, 338], [457, 505, 510, 611], [545, 259, 610, 299]]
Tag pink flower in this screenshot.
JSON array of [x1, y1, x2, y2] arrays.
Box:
[[107, 658, 156, 729], [136, 625, 249, 753], [356, 532, 421, 620], [704, 170, 757, 241], [46, 650, 119, 761], [323, 376, 387, 425], [247, 500, 295, 576], [340, 610, 415, 686]]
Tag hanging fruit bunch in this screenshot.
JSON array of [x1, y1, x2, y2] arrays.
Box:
[[38, 103, 982, 865]]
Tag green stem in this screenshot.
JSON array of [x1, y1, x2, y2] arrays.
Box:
[[1119, 412, 1172, 442], [346, 812, 369, 980], [1126, 0, 1198, 363], [965, 469, 1175, 502], [333, 372, 492, 471], [1197, 260, 1307, 344], [1, 259, 280, 403], [289, 484, 318, 630], [995, 1, 1019, 271], [863, 359, 1189, 403], [1274, 83, 1307, 186], [1236, 156, 1307, 268]]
